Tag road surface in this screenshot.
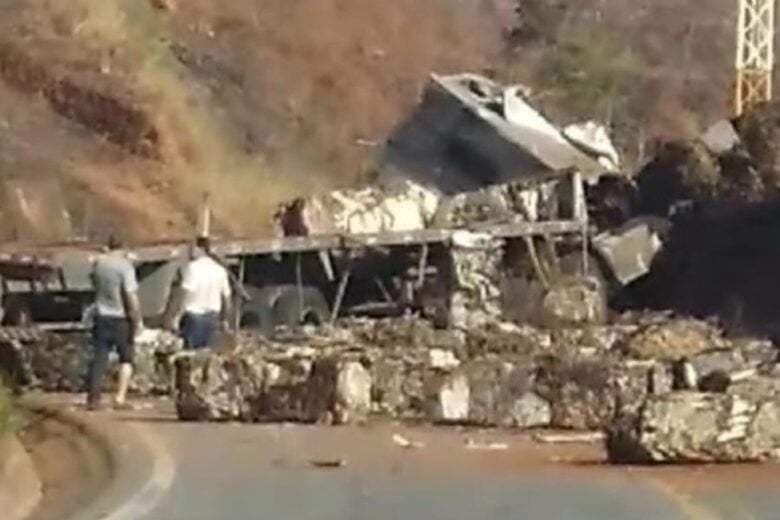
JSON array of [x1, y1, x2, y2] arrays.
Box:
[[86, 398, 780, 520]]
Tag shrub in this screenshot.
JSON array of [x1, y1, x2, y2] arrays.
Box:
[[533, 17, 653, 163], [0, 383, 12, 436]]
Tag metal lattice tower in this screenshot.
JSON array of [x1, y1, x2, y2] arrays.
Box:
[[736, 0, 775, 115]]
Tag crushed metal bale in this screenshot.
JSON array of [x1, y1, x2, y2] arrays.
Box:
[[607, 392, 780, 463]]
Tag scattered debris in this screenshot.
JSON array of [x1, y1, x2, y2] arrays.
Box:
[[427, 349, 460, 370], [464, 438, 509, 451], [392, 433, 424, 450], [149, 0, 176, 11], [533, 432, 606, 445], [308, 458, 347, 469], [380, 73, 607, 193], [562, 121, 621, 172], [700, 120, 741, 155]]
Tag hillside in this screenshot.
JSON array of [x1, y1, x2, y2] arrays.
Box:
[[0, 0, 743, 243]]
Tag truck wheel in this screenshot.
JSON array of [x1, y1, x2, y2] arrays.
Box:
[[273, 286, 330, 328], [238, 286, 281, 334], [238, 285, 330, 333]]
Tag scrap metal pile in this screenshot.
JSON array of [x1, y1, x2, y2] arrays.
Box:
[[168, 314, 780, 464], [4, 310, 780, 464], [7, 79, 780, 468], [174, 95, 780, 464]]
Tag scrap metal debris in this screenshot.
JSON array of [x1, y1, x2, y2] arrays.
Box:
[[392, 434, 425, 450], [380, 73, 608, 194], [533, 432, 606, 445], [464, 438, 509, 451], [275, 179, 439, 237], [308, 458, 347, 469], [607, 392, 780, 463], [10, 76, 780, 470]]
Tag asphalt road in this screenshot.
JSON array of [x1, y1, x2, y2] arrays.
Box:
[[99, 400, 780, 520]]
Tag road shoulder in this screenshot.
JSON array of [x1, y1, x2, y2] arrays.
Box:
[[0, 432, 43, 520], [20, 394, 175, 520]]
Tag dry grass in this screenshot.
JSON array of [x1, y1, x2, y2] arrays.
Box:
[[0, 0, 502, 241], [0, 383, 11, 435], [0, 0, 742, 243]]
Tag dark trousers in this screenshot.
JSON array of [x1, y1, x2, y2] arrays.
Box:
[[87, 316, 133, 405], [181, 312, 219, 349]]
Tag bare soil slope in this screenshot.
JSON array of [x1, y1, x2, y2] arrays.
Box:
[[0, 0, 744, 243], [0, 0, 501, 242]]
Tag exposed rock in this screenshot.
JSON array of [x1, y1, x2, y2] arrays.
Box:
[[607, 392, 780, 463]]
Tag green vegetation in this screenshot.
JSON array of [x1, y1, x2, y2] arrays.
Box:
[[0, 383, 12, 436], [532, 18, 653, 164]]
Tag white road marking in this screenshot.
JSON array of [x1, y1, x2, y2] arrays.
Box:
[[100, 423, 176, 520]]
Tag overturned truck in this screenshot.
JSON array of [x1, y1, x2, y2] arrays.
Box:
[[0, 74, 663, 333]]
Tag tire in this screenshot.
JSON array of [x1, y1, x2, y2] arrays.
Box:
[[238, 286, 282, 334], [273, 286, 330, 328]]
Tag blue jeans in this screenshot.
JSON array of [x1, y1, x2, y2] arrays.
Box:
[[180, 312, 219, 349], [88, 316, 133, 406]]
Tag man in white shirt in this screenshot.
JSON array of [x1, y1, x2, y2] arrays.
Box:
[[168, 236, 232, 349]]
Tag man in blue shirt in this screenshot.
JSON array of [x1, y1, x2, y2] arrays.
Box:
[[86, 235, 143, 410]]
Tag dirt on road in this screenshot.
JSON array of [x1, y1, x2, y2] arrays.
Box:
[[18, 410, 112, 520], [118, 397, 780, 495]]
